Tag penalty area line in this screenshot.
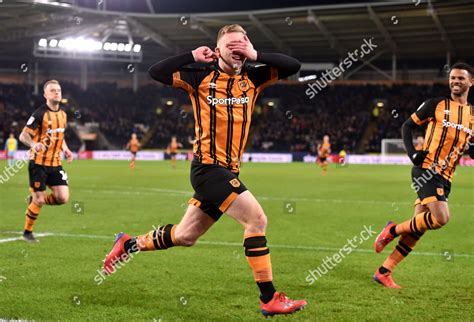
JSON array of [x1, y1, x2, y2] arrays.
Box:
[[0, 231, 473, 258]]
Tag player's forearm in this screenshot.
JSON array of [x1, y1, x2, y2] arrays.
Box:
[[148, 52, 195, 85], [401, 118, 417, 157], [19, 131, 35, 148], [62, 139, 69, 151], [256, 52, 301, 79]]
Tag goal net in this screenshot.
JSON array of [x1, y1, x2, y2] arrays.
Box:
[[381, 138, 407, 155]]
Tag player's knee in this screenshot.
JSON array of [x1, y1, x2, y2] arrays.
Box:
[[54, 191, 69, 204], [435, 212, 450, 226], [248, 210, 267, 231], [34, 197, 46, 207]]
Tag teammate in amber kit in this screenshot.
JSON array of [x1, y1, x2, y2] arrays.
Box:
[[126, 133, 140, 169], [19, 80, 73, 242], [317, 135, 331, 176], [103, 24, 306, 316], [373, 63, 474, 288], [167, 135, 182, 168]]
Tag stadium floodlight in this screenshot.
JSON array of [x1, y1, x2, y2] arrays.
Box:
[[38, 38, 47, 47], [35, 37, 142, 62], [49, 39, 58, 47], [133, 44, 141, 53]]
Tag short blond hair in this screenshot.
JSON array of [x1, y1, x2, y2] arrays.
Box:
[[217, 24, 247, 44], [43, 79, 60, 91]]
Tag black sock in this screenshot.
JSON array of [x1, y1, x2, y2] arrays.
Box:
[[124, 238, 138, 253], [257, 281, 276, 303], [389, 225, 398, 237], [24, 230, 32, 235], [379, 266, 390, 274]]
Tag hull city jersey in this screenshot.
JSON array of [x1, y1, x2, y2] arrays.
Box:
[[319, 143, 331, 158], [23, 105, 67, 167], [410, 97, 473, 181], [172, 64, 278, 173]]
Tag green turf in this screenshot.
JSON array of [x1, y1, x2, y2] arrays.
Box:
[[0, 160, 472, 321]]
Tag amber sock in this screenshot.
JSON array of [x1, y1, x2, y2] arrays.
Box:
[[380, 232, 424, 272], [395, 211, 442, 235], [24, 202, 42, 232], [126, 224, 177, 252], [243, 233, 275, 303]]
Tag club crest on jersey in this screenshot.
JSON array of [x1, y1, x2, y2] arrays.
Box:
[[437, 188, 444, 196], [238, 79, 249, 91], [229, 178, 240, 188]]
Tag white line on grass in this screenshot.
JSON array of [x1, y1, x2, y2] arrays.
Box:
[[1, 231, 473, 258], [79, 187, 474, 209]]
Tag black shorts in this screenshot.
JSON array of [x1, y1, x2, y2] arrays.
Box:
[[131, 151, 137, 157], [29, 161, 68, 192], [411, 166, 451, 206], [318, 157, 327, 163], [189, 159, 247, 221]]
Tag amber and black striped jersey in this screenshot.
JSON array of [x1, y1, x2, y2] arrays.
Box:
[[172, 64, 279, 172], [23, 105, 67, 167], [129, 138, 140, 153], [411, 97, 473, 181], [319, 143, 331, 158]]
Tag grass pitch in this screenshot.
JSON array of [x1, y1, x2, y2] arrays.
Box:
[[0, 160, 472, 321]]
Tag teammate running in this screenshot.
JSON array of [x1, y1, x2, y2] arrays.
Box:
[[126, 133, 140, 169], [317, 135, 331, 176], [19, 80, 73, 242], [167, 135, 182, 168], [373, 62, 473, 288]]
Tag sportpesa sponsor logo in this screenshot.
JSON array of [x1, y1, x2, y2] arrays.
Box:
[[46, 128, 65, 134], [442, 119, 472, 134], [206, 96, 250, 106]]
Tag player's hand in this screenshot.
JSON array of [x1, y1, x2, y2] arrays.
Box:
[[64, 149, 73, 163], [411, 150, 428, 166], [32, 142, 46, 152], [226, 35, 257, 61], [192, 46, 217, 63]]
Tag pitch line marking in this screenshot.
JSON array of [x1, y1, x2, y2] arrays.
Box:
[[0, 231, 473, 258], [79, 187, 474, 209]]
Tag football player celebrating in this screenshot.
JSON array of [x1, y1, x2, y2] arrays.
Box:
[[373, 63, 473, 288], [103, 24, 306, 316]]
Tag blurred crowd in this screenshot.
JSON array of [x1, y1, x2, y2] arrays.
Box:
[[0, 81, 463, 153]]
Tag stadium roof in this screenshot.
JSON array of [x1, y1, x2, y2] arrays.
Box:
[[0, 0, 473, 70]]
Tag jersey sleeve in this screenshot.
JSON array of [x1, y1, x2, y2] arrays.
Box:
[[23, 109, 43, 135], [172, 68, 211, 95], [246, 65, 279, 94], [410, 98, 442, 126]]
